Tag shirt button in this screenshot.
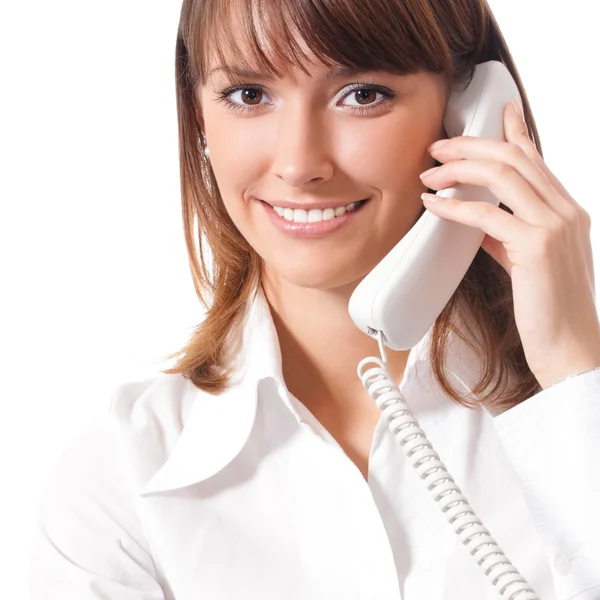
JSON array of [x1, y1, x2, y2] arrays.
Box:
[[553, 552, 571, 576]]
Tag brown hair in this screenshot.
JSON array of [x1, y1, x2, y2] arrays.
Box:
[[162, 0, 544, 414]]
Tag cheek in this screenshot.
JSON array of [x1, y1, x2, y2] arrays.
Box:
[[349, 150, 430, 213], [338, 119, 434, 189], [207, 150, 255, 212], [207, 157, 264, 244]]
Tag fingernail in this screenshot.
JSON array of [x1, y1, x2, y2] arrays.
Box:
[[420, 166, 439, 179], [429, 139, 450, 151]]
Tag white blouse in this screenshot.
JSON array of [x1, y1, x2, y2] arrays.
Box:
[[29, 286, 600, 599]]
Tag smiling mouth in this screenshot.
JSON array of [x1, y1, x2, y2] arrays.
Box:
[[262, 198, 370, 222]]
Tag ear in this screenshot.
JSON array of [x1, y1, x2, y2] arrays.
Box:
[[194, 96, 205, 132], [197, 111, 205, 133]]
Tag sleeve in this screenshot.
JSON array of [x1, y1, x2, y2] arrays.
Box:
[[489, 368, 600, 600], [28, 405, 167, 599]]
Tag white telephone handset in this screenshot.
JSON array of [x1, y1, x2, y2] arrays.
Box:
[[349, 60, 521, 350], [351, 61, 541, 599]]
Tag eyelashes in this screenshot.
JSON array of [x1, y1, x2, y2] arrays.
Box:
[[214, 81, 399, 115]]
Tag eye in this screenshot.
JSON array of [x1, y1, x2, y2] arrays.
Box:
[[215, 85, 271, 114], [228, 88, 267, 106], [342, 83, 397, 112], [344, 89, 379, 105]]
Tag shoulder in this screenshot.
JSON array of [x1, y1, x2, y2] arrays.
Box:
[[37, 373, 198, 525], [29, 373, 196, 595]]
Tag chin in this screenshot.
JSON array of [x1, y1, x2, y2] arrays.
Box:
[[264, 261, 364, 292]]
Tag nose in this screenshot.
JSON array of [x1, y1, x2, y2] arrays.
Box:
[[271, 103, 335, 188]]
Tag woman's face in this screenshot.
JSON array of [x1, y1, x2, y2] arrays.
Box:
[[197, 43, 449, 292]]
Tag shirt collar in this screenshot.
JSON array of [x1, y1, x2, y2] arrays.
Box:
[[139, 285, 457, 496]]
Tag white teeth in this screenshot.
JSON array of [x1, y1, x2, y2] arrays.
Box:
[[307, 209, 322, 223], [293, 210, 307, 223], [273, 201, 363, 223]]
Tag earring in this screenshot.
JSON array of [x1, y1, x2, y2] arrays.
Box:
[[204, 146, 210, 159]]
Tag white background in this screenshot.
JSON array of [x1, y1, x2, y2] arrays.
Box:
[[1, 1, 598, 596]]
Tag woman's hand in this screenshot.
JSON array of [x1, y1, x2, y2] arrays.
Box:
[[419, 100, 600, 392]]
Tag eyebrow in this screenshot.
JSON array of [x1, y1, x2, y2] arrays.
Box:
[[208, 64, 378, 82]]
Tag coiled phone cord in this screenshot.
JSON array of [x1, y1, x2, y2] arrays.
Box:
[[357, 331, 540, 600]]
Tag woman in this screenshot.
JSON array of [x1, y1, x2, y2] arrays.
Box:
[[30, 0, 600, 598]]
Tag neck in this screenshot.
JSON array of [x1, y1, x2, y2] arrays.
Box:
[[260, 272, 411, 414]]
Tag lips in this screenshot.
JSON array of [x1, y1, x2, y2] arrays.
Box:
[[260, 195, 371, 238], [258, 198, 370, 211]]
